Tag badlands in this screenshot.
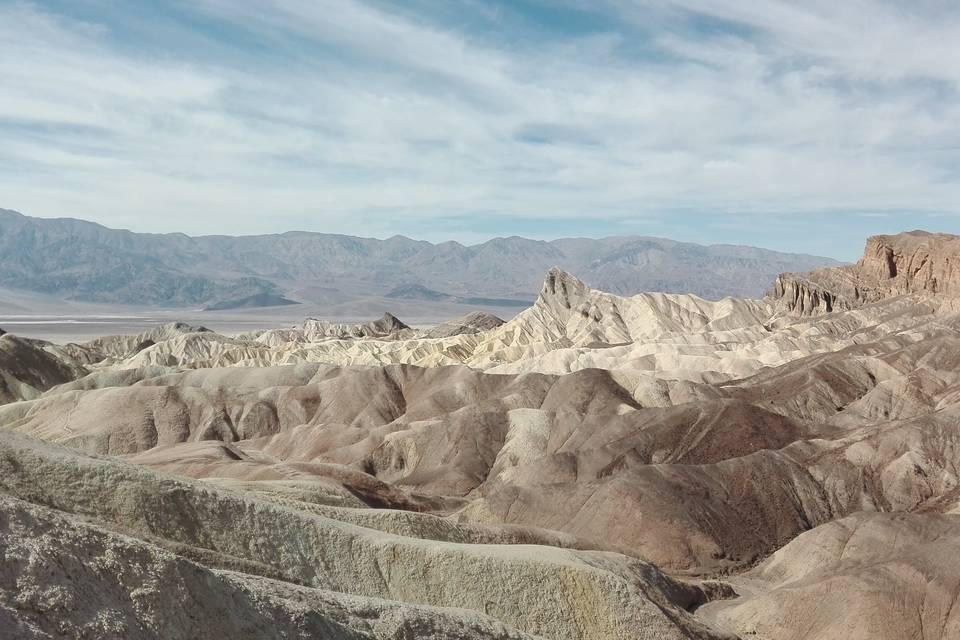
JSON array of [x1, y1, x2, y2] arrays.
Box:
[[3, 230, 960, 639]]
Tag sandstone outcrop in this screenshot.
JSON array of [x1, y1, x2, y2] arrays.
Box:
[[772, 230, 960, 314]]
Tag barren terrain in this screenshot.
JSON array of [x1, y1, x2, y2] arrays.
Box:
[[2, 230, 959, 639]]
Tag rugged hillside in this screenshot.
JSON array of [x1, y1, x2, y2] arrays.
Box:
[[0, 430, 728, 640], [423, 312, 505, 338], [4, 230, 960, 640], [0, 335, 87, 404], [699, 512, 960, 639], [0, 210, 277, 306], [0, 208, 840, 305], [772, 230, 960, 314], [7, 316, 960, 577], [71, 267, 946, 386]]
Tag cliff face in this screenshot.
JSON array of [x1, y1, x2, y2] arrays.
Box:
[[857, 232, 960, 296], [771, 231, 960, 315], [771, 273, 850, 316]]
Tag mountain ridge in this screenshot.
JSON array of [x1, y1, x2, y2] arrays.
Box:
[[0, 208, 842, 307]]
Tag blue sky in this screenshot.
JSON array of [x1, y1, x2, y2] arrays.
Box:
[[2, 1, 960, 260]]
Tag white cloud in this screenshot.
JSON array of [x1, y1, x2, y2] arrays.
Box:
[[0, 0, 959, 240]]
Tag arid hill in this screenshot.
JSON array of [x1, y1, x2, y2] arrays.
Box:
[[2, 231, 960, 639]]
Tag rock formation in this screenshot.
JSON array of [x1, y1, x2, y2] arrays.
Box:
[[772, 230, 960, 314], [0, 334, 87, 404], [80, 321, 211, 361], [423, 311, 506, 338], [248, 313, 413, 347]]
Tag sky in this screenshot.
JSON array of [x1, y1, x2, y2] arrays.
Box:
[[2, 1, 960, 260]]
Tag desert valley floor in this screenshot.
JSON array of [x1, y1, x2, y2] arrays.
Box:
[[4, 231, 960, 639]]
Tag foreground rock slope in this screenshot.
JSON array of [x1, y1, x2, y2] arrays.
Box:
[[698, 512, 960, 640], [0, 430, 728, 640]]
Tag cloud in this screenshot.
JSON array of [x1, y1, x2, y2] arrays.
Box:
[[1, 0, 959, 246]]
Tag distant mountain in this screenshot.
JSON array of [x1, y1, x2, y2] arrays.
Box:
[[386, 284, 531, 308], [0, 208, 842, 306], [203, 293, 300, 311]]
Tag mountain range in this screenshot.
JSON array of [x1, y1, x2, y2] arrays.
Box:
[[0, 208, 840, 307]]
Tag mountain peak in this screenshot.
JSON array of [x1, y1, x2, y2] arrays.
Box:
[[543, 266, 588, 289], [378, 312, 409, 330], [538, 267, 593, 316]]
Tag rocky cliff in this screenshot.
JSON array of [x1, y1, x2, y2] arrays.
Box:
[[771, 230, 960, 315], [858, 231, 960, 295], [770, 272, 852, 315]]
